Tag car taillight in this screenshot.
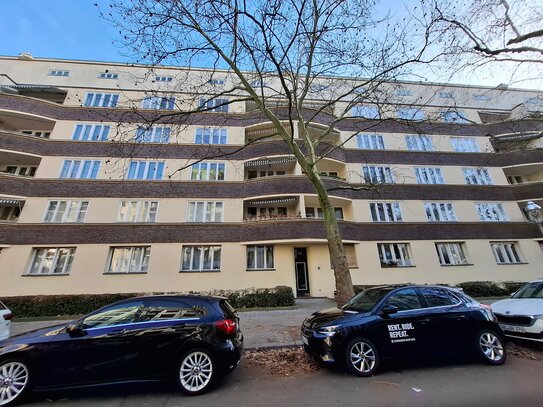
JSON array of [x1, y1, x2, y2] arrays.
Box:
[[3, 313, 12, 321], [215, 319, 236, 335]]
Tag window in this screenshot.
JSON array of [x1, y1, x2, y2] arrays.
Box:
[[191, 162, 225, 181], [126, 161, 164, 180], [247, 170, 285, 179], [356, 134, 385, 150], [438, 91, 453, 99], [117, 201, 158, 222], [247, 245, 274, 270], [3, 165, 37, 177], [141, 96, 175, 110], [473, 94, 490, 101], [435, 242, 469, 265], [155, 75, 173, 82], [476, 203, 508, 221], [107, 246, 150, 273], [140, 299, 207, 320], [383, 288, 422, 311], [98, 72, 118, 79], [83, 93, 119, 108], [405, 135, 434, 151], [21, 130, 50, 138], [200, 98, 229, 112], [451, 137, 479, 152], [0, 205, 20, 221], [397, 108, 425, 121], [43, 201, 89, 223], [27, 247, 75, 275], [420, 287, 455, 307], [72, 124, 110, 141], [440, 111, 470, 124], [135, 126, 171, 143], [396, 89, 413, 96], [415, 167, 444, 184], [187, 201, 223, 222], [181, 246, 221, 272], [362, 166, 395, 184], [59, 160, 101, 179], [491, 242, 522, 264], [195, 128, 228, 144], [370, 202, 403, 222], [377, 243, 413, 267], [463, 168, 493, 185], [506, 175, 524, 184], [352, 105, 379, 119], [208, 78, 225, 85], [424, 202, 457, 222], [82, 300, 145, 329], [305, 207, 344, 219], [48, 70, 69, 77]]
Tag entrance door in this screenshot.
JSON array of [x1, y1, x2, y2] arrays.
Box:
[[294, 248, 309, 296]]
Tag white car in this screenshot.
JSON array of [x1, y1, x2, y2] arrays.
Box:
[[491, 279, 543, 342], [0, 300, 12, 341]]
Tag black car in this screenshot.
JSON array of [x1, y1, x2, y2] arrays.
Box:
[[301, 285, 506, 377], [0, 295, 243, 406]]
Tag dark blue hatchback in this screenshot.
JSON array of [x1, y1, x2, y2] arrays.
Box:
[[0, 295, 243, 406], [301, 285, 505, 377]]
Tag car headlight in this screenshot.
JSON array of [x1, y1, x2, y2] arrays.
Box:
[[317, 325, 339, 337]]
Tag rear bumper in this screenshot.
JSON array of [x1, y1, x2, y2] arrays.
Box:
[[214, 332, 243, 372]]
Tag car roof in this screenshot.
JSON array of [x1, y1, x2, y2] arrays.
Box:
[[129, 294, 227, 302], [365, 284, 455, 291]]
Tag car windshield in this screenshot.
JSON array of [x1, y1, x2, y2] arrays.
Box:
[[512, 282, 543, 299], [342, 287, 394, 312]]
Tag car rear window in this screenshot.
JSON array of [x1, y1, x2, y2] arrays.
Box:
[[420, 287, 454, 308]]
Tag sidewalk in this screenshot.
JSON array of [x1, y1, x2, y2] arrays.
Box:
[[9, 298, 337, 349]]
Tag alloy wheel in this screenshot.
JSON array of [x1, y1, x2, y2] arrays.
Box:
[[0, 361, 29, 406], [479, 332, 504, 362], [179, 351, 213, 393], [350, 341, 377, 374]]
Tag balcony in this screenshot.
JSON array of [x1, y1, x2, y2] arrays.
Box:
[[0, 150, 41, 177], [244, 196, 301, 221], [504, 163, 543, 184], [0, 110, 55, 136], [245, 155, 297, 180], [0, 197, 24, 222]]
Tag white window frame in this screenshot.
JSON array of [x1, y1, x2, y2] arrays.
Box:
[[440, 111, 470, 124], [116, 201, 158, 223], [424, 202, 457, 222], [187, 201, 223, 222], [200, 98, 229, 112], [107, 246, 151, 273], [463, 168, 493, 185], [191, 162, 225, 181], [181, 246, 222, 272], [356, 134, 385, 150], [246, 245, 274, 270], [451, 137, 479, 152], [435, 242, 470, 266], [397, 108, 425, 121], [141, 96, 175, 110], [405, 135, 434, 151], [476, 203, 508, 222], [59, 160, 101, 179], [370, 202, 403, 222], [352, 105, 380, 119], [155, 75, 173, 82], [72, 124, 110, 141], [362, 166, 395, 184], [98, 72, 119, 79], [43, 200, 89, 223], [195, 128, 228, 144], [27, 247, 75, 275], [135, 126, 171, 143], [126, 161, 164, 180], [83, 93, 119, 107], [438, 91, 453, 99], [377, 243, 413, 267], [490, 242, 523, 264], [415, 167, 445, 184], [48, 70, 69, 77]]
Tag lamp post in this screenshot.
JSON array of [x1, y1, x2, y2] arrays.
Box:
[[524, 201, 543, 235]]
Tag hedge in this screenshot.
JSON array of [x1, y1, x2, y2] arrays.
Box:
[[354, 281, 527, 298], [1, 286, 295, 318]]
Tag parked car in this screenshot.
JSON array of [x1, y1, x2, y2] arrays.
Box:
[[0, 295, 243, 406], [0, 301, 12, 341], [491, 278, 543, 342], [301, 285, 506, 377]]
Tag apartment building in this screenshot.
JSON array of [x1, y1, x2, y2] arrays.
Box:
[[0, 54, 542, 298]]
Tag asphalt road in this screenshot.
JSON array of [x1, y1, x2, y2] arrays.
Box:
[[20, 355, 541, 407]]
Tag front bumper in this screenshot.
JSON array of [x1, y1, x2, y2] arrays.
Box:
[[497, 317, 543, 342], [301, 327, 342, 364]]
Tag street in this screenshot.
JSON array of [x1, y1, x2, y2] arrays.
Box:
[[21, 355, 541, 407]]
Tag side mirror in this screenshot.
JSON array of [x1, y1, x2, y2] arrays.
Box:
[[66, 323, 86, 338], [380, 304, 399, 316]]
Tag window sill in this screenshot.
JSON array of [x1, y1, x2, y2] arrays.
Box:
[[23, 273, 70, 277], [496, 262, 528, 265], [103, 272, 148, 275], [439, 263, 474, 267], [380, 265, 416, 268], [246, 268, 276, 272], [179, 270, 221, 273]]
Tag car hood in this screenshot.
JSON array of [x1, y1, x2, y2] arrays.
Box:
[[305, 307, 362, 328], [1, 323, 67, 344], [491, 299, 543, 316]]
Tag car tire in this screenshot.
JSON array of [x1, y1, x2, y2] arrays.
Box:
[[476, 329, 506, 365], [176, 348, 217, 396], [345, 337, 380, 377], [0, 359, 31, 407]]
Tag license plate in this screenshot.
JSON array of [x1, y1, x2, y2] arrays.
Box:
[[500, 323, 527, 333], [301, 335, 309, 345]]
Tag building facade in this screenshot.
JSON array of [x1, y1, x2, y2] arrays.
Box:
[[0, 54, 542, 298]]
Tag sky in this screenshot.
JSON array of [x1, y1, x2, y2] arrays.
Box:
[[1, 0, 541, 90]]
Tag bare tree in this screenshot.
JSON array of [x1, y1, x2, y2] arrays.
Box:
[[103, 0, 452, 305]]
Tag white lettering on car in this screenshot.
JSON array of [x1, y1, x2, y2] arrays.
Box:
[[388, 322, 416, 343]]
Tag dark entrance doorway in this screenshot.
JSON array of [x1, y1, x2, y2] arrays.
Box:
[[294, 248, 309, 296]]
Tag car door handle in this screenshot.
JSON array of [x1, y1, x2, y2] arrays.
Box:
[[107, 329, 126, 335], [419, 318, 430, 324], [455, 315, 467, 320]]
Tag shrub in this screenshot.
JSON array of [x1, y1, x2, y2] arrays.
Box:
[[1, 286, 295, 318]]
